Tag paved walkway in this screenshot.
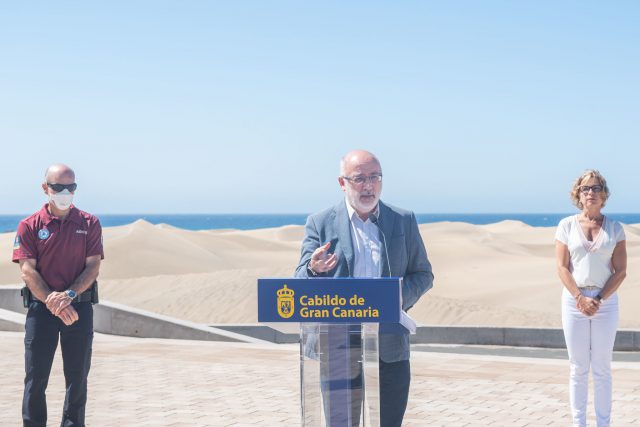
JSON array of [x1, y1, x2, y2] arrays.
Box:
[[1, 331, 639, 426]]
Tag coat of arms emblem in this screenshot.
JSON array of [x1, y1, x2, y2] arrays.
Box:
[[277, 285, 295, 319]]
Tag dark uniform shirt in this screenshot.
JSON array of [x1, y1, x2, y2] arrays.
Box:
[[12, 204, 104, 291]]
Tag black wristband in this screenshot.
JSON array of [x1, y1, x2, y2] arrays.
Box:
[[307, 262, 318, 277], [595, 294, 603, 302]]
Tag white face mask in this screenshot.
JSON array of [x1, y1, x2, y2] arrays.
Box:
[[49, 189, 74, 211]]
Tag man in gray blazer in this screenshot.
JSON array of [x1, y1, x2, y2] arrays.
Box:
[[295, 150, 434, 427]]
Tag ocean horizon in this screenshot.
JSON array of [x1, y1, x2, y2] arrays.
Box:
[[2, 213, 640, 233]]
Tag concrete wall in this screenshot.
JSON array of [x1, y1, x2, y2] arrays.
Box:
[[214, 324, 640, 350], [93, 301, 264, 343], [0, 285, 264, 344], [213, 324, 301, 344], [412, 325, 640, 351], [0, 285, 27, 314], [2, 285, 639, 349], [0, 308, 25, 332]]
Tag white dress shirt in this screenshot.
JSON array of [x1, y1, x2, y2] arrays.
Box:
[[345, 200, 382, 278]]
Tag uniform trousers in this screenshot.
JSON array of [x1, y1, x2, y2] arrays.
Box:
[[23, 301, 93, 427]]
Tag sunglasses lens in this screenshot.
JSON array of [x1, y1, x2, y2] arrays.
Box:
[[48, 183, 77, 192], [580, 185, 603, 194]]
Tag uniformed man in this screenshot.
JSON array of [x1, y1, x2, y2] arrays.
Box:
[[13, 164, 104, 427]]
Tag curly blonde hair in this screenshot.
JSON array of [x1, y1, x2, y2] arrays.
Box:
[[570, 169, 610, 209]]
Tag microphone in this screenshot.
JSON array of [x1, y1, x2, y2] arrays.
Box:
[[370, 212, 400, 335], [369, 213, 391, 278]]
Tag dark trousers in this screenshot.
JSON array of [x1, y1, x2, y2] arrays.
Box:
[[319, 326, 364, 427], [319, 326, 411, 427], [379, 359, 411, 427], [23, 302, 93, 427]]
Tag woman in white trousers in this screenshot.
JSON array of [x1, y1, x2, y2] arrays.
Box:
[[555, 170, 627, 427]]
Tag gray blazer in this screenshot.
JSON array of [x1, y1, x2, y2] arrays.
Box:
[[295, 200, 434, 362]]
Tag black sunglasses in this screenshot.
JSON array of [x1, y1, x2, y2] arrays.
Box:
[[47, 183, 77, 193], [579, 185, 603, 194]]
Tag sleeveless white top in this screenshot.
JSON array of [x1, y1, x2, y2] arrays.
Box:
[[555, 215, 625, 288]]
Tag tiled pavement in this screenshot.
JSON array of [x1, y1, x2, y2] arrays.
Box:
[[1, 331, 639, 426]]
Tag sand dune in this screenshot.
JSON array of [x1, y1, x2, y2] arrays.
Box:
[[1, 219, 638, 328]]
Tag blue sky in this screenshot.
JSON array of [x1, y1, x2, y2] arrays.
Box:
[[1, 1, 638, 214]]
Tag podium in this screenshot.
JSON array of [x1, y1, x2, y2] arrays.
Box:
[[258, 278, 412, 427]]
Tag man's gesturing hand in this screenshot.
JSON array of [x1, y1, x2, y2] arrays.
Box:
[[309, 242, 337, 274]]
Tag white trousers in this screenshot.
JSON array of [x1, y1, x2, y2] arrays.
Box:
[[561, 287, 618, 427]]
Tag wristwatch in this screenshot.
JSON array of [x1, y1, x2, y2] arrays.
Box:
[[65, 289, 77, 299], [595, 294, 604, 302]]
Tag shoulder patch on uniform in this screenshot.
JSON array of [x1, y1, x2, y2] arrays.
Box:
[[37, 228, 50, 240], [13, 235, 20, 249]]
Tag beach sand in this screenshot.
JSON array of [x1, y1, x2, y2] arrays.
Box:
[[1, 219, 638, 328]]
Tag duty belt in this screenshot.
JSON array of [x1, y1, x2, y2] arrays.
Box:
[[32, 291, 93, 304], [21, 282, 99, 308]]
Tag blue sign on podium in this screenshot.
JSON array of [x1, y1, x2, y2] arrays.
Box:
[[257, 278, 401, 323]]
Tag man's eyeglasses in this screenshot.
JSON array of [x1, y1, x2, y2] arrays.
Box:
[[47, 183, 77, 193], [579, 185, 603, 194], [342, 174, 383, 185]]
